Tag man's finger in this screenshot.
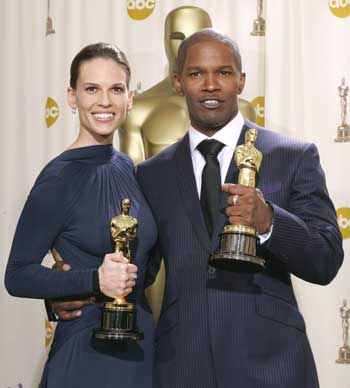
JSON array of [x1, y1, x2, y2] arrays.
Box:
[[222, 183, 235, 193], [58, 310, 82, 320], [51, 248, 71, 271], [52, 262, 71, 271], [51, 248, 63, 262], [222, 183, 249, 195]]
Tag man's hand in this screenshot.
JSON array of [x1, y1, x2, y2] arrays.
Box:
[[50, 248, 95, 320], [98, 252, 138, 298], [50, 297, 96, 320], [223, 183, 273, 234]]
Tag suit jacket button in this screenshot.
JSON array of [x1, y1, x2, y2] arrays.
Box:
[[208, 266, 216, 275]]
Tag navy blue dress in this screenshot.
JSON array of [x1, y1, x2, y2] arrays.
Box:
[[5, 145, 157, 388]]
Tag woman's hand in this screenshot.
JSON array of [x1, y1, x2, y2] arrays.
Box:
[[98, 252, 138, 298]]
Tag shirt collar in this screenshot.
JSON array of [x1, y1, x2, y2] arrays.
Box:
[[189, 112, 245, 156]]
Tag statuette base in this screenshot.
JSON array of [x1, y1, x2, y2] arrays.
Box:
[[210, 231, 265, 273], [335, 125, 350, 142], [336, 346, 350, 364], [93, 302, 143, 341], [250, 18, 265, 36]]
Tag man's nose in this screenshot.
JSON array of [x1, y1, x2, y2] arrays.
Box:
[[202, 74, 219, 92]]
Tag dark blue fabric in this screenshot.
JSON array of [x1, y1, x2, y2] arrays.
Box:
[[5, 144, 157, 388], [136, 121, 343, 388]]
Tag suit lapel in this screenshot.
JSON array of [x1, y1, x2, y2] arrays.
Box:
[[175, 134, 212, 253]]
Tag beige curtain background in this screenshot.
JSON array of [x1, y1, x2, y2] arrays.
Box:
[[265, 1, 350, 387], [0, 0, 348, 387]]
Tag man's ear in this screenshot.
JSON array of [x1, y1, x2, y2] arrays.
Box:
[[67, 87, 77, 110], [172, 72, 184, 96], [238, 72, 246, 95]]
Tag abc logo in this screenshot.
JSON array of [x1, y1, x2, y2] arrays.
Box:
[[127, 0, 155, 20], [329, 0, 350, 18], [45, 97, 59, 128], [251, 96, 265, 127], [337, 207, 350, 239]]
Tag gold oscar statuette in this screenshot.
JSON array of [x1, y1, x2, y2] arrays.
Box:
[[251, 0, 265, 37], [93, 199, 143, 341], [209, 128, 266, 273], [335, 78, 350, 142], [336, 299, 350, 364]]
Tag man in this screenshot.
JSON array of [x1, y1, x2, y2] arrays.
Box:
[[52, 29, 343, 387], [135, 29, 343, 387], [119, 5, 256, 321]]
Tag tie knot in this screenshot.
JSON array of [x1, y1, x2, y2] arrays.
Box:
[[197, 139, 225, 159]]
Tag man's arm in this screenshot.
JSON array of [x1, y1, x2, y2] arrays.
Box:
[[47, 249, 138, 321], [224, 143, 343, 285], [45, 249, 95, 321]]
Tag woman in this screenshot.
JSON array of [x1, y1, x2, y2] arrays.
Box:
[[5, 43, 157, 388]]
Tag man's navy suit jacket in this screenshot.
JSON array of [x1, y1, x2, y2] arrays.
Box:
[[136, 120, 343, 388]]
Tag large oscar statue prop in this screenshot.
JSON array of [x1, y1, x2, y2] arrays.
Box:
[[209, 128, 266, 273], [93, 199, 143, 341]]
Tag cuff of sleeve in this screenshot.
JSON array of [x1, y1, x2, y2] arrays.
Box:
[[92, 269, 104, 297], [258, 202, 274, 244], [45, 299, 59, 322]]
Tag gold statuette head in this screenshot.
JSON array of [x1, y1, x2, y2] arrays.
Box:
[[110, 199, 138, 261]]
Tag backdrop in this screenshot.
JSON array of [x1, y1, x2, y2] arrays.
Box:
[[0, 1, 349, 387]]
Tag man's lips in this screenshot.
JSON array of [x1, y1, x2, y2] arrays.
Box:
[[199, 98, 224, 109]]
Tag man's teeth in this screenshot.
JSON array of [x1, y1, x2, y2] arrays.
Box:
[[93, 113, 114, 120], [202, 100, 220, 106]]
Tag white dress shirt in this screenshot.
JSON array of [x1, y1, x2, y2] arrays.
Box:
[[189, 112, 245, 196]]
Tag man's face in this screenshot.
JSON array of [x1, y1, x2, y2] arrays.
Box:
[[173, 39, 245, 136]]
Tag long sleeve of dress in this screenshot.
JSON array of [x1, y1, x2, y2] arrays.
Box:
[[5, 175, 95, 299]]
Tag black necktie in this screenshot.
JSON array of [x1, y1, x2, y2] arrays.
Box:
[[197, 139, 225, 237]]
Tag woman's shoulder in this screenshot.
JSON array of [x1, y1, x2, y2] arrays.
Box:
[[34, 156, 74, 188], [30, 152, 86, 200]]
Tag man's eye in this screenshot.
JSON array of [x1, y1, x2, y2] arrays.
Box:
[[189, 72, 200, 78], [220, 71, 232, 76], [85, 86, 96, 93]]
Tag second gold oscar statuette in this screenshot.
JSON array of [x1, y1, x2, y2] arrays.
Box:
[[93, 199, 143, 341]]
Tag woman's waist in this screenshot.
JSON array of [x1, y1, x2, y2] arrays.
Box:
[[50, 300, 152, 356]]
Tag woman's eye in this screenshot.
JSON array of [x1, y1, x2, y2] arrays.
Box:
[[85, 86, 96, 93]]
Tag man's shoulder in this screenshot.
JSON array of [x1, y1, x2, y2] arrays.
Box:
[[244, 119, 313, 151], [138, 137, 184, 168]]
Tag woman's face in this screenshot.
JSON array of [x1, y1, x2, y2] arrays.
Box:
[[68, 57, 132, 144]]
